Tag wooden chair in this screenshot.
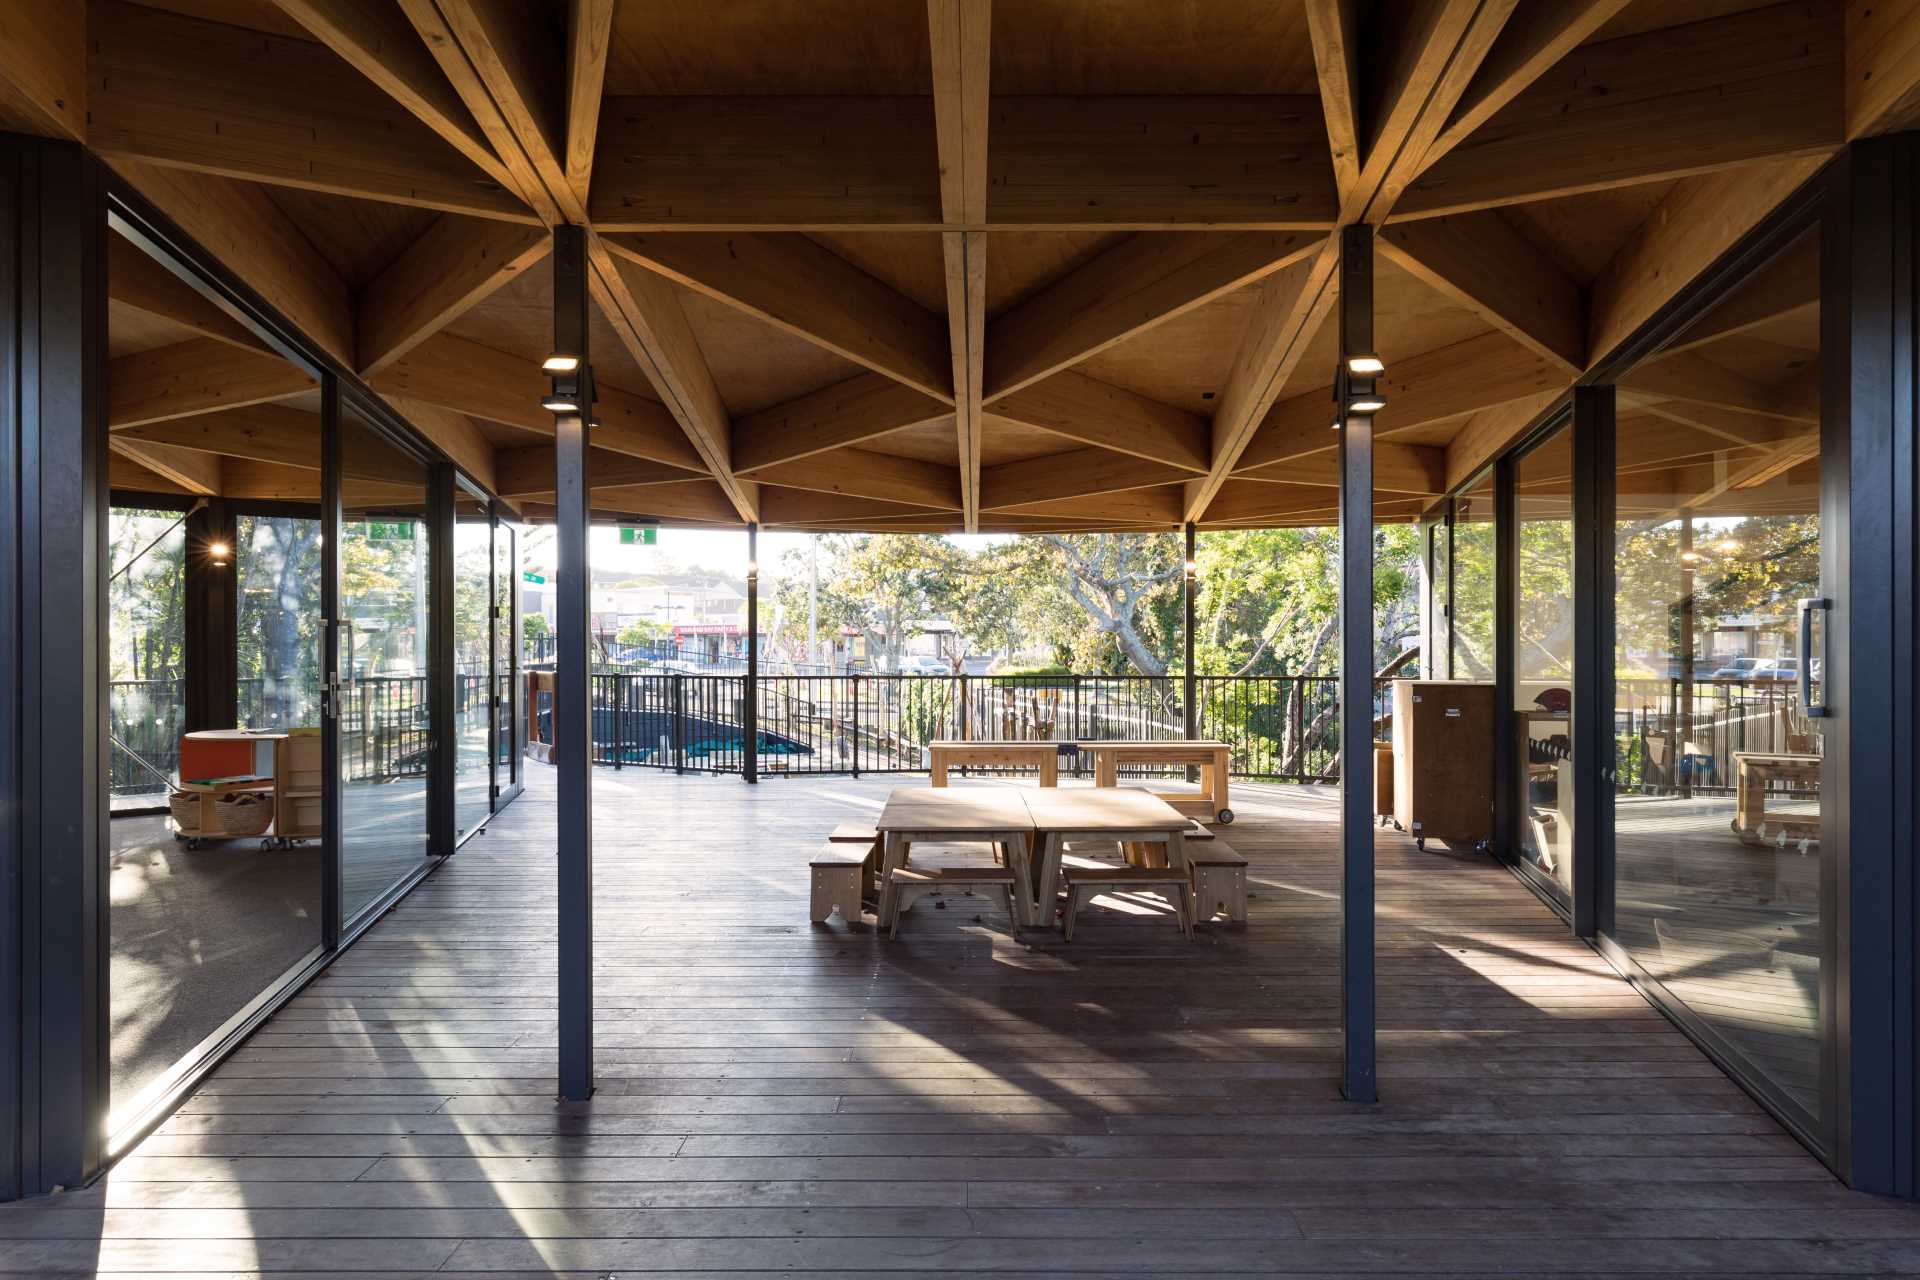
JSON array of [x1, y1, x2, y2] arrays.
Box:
[[1061, 865, 1193, 941], [809, 845, 868, 924], [883, 865, 1023, 939], [1188, 839, 1248, 925]]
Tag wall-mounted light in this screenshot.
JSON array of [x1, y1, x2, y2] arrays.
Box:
[[1346, 354, 1385, 375], [207, 540, 230, 568], [1680, 550, 1704, 563], [746, 559, 759, 581], [1183, 558, 1198, 578], [542, 395, 579, 413], [543, 353, 580, 373], [1347, 395, 1387, 414]]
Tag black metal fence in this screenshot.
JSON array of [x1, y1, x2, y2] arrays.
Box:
[[566, 671, 1370, 783], [1613, 676, 1814, 793]]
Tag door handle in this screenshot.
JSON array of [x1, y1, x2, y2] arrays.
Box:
[[1797, 597, 1830, 718]]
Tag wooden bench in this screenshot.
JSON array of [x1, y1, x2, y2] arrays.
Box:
[[1061, 864, 1193, 941], [883, 865, 1023, 938], [809, 845, 869, 924], [1187, 838, 1248, 925]]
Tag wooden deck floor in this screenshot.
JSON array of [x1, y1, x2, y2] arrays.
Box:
[[5, 766, 1919, 1276]]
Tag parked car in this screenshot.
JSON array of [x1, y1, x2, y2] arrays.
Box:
[[1710, 656, 1797, 681], [894, 655, 952, 675]]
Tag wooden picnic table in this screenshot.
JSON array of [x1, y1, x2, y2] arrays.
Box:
[[1080, 739, 1234, 824], [928, 740, 1059, 787], [873, 784, 1192, 930]]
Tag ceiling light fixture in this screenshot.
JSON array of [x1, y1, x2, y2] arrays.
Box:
[[1347, 396, 1387, 414], [542, 354, 580, 373], [1346, 354, 1385, 375]]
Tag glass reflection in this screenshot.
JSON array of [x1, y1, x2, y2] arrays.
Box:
[[454, 497, 493, 840], [1513, 428, 1575, 904]]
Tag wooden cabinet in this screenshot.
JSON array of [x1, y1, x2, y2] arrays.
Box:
[[1391, 680, 1494, 848], [274, 730, 323, 841]]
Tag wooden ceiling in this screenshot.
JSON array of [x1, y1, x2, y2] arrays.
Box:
[[9, 0, 1912, 531]]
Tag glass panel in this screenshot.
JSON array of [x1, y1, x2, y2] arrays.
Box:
[[1513, 426, 1575, 904], [339, 407, 434, 919], [237, 513, 323, 729], [496, 518, 519, 787], [1611, 224, 1825, 1125], [108, 507, 187, 809], [454, 495, 492, 839], [1450, 471, 1496, 680], [1428, 519, 1451, 678], [106, 221, 323, 1130]]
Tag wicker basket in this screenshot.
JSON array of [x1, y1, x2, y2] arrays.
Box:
[[169, 789, 275, 839]]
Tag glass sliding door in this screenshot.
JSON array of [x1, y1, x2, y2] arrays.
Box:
[[453, 489, 492, 841], [1426, 515, 1451, 678], [107, 504, 189, 810], [236, 510, 323, 730], [1450, 471, 1496, 680], [337, 403, 435, 920], [495, 515, 521, 800], [1609, 222, 1830, 1138], [1511, 426, 1576, 906]]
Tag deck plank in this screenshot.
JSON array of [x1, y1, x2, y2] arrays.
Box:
[[1, 766, 1912, 1274]]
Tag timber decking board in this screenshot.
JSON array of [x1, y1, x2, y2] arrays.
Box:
[[0, 766, 1910, 1275]]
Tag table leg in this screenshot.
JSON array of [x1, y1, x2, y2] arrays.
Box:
[[1096, 752, 1116, 788], [1209, 749, 1229, 818], [1040, 752, 1057, 788], [880, 832, 909, 925], [1034, 831, 1064, 927], [1003, 830, 1033, 928], [931, 750, 948, 787], [1166, 829, 1187, 874]]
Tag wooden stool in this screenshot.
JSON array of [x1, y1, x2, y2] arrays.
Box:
[[884, 865, 1022, 938], [827, 820, 882, 899], [1061, 865, 1193, 941], [1188, 839, 1248, 924], [809, 846, 868, 924]]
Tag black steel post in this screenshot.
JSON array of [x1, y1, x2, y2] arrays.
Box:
[[319, 375, 343, 950], [428, 465, 455, 854], [0, 136, 110, 1199], [1336, 223, 1377, 1105], [183, 498, 237, 731], [551, 224, 594, 1102], [1569, 386, 1613, 939], [744, 524, 758, 784], [1184, 522, 1198, 779]]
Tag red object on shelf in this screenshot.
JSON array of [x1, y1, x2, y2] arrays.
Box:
[[179, 735, 257, 783]]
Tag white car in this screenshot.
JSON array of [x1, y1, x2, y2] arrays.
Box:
[[894, 656, 952, 676]]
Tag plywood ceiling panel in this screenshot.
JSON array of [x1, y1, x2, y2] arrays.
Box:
[[993, 0, 1316, 94], [127, 0, 313, 41], [607, 0, 931, 95], [109, 301, 198, 359], [857, 418, 958, 466], [1078, 285, 1257, 413], [267, 189, 440, 292], [1373, 256, 1501, 364], [675, 287, 865, 417], [808, 233, 947, 313], [1591, 0, 1782, 44], [1498, 183, 1678, 285], [985, 230, 1133, 318]]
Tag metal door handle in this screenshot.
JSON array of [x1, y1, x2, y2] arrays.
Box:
[[1798, 597, 1830, 718]]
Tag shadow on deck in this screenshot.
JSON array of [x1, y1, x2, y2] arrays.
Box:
[[3, 766, 1917, 1275]]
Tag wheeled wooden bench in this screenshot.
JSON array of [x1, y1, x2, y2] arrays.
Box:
[[809, 845, 869, 924], [883, 865, 1023, 938], [1060, 864, 1193, 940], [1187, 838, 1247, 925]]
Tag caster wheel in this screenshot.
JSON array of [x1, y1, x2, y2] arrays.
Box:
[[1415, 837, 1427, 852], [1216, 809, 1234, 825]]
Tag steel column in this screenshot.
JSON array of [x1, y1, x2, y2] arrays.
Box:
[[1335, 224, 1376, 1104], [551, 225, 594, 1101], [0, 136, 110, 1199], [428, 465, 455, 854], [183, 498, 237, 731], [1569, 386, 1613, 939], [745, 524, 759, 784]]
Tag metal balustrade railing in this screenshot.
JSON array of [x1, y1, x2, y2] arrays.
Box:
[[1613, 675, 1814, 794], [559, 671, 1375, 783]]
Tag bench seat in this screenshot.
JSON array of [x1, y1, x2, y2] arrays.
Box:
[[809, 845, 868, 925], [1187, 838, 1247, 925], [1060, 864, 1193, 940], [883, 865, 1022, 938]]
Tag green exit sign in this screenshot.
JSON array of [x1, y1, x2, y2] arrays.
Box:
[[362, 520, 415, 541], [619, 526, 657, 545], [521, 571, 545, 584]]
